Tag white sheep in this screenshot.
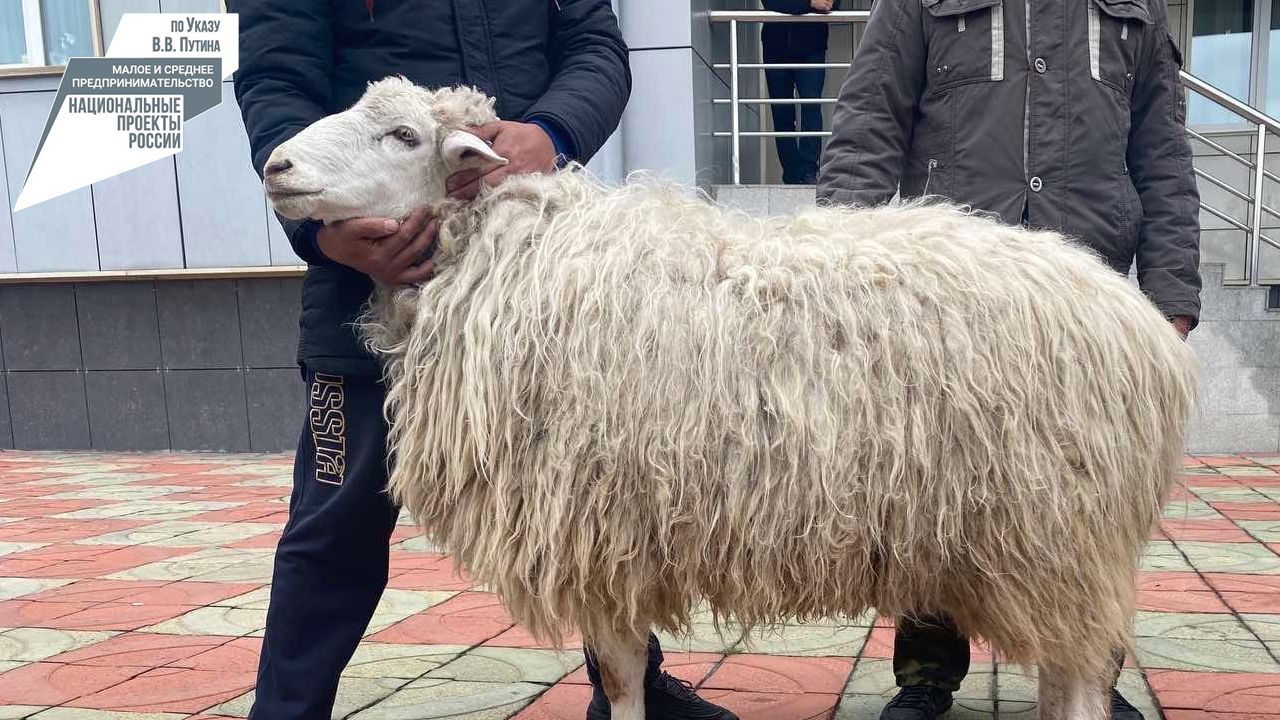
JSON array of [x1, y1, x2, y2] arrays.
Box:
[[264, 77, 1199, 720]]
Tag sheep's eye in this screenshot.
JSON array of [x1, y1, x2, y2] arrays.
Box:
[[390, 126, 419, 146]]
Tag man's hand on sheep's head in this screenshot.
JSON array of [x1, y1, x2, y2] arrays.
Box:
[[316, 208, 440, 287], [446, 121, 557, 201]]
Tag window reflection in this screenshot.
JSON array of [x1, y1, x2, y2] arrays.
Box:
[[1189, 0, 1254, 125], [1269, 0, 1280, 116], [0, 0, 94, 68]]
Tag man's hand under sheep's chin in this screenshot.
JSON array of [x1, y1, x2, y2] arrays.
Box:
[[446, 120, 556, 201], [315, 208, 440, 287]]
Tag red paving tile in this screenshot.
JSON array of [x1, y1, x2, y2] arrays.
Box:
[[25, 579, 260, 607], [1137, 590, 1231, 613], [1211, 502, 1280, 521], [25, 579, 171, 604], [48, 633, 228, 667], [368, 592, 515, 645], [1161, 519, 1256, 543], [1137, 571, 1214, 593], [562, 652, 722, 686], [1198, 456, 1262, 467], [861, 625, 894, 659], [0, 600, 95, 627], [702, 655, 854, 694], [484, 623, 583, 649], [1167, 707, 1280, 712], [515, 682, 595, 719], [186, 504, 287, 523], [700, 688, 840, 720], [1149, 671, 1280, 714], [0, 518, 147, 542], [0, 545, 187, 578], [44, 602, 198, 631], [1180, 474, 1246, 488], [0, 499, 107, 516], [1203, 574, 1280, 594], [0, 662, 145, 705], [387, 553, 475, 591], [175, 637, 263, 671], [229, 532, 282, 549], [71, 666, 257, 713]]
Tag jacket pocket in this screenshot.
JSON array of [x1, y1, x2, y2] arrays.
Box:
[[921, 0, 1005, 93], [1088, 0, 1152, 96]]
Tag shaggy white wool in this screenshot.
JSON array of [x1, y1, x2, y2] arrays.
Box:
[[264, 80, 1199, 692], [362, 167, 1198, 682]]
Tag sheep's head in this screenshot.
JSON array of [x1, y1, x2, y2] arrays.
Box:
[[263, 77, 508, 222]]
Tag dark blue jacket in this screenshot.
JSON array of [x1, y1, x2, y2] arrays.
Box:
[[230, 0, 631, 374], [762, 0, 842, 61]]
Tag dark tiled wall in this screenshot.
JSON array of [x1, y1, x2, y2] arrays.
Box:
[[0, 278, 306, 452]]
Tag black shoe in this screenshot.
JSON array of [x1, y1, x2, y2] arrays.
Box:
[[1110, 688, 1144, 720], [585, 671, 739, 720], [879, 685, 954, 720]]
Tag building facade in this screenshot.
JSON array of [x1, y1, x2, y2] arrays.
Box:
[[0, 0, 1276, 453]]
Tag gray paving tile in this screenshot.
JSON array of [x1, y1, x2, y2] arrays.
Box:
[[426, 647, 583, 684], [349, 679, 542, 719], [216, 676, 403, 720], [0, 628, 115, 662], [842, 658, 992, 700], [345, 644, 469, 680], [1176, 541, 1280, 574], [736, 623, 870, 657], [1134, 634, 1280, 672], [1140, 541, 1192, 572]]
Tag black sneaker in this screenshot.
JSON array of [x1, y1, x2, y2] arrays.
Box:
[[879, 685, 954, 720], [585, 671, 739, 720], [1110, 688, 1144, 720]]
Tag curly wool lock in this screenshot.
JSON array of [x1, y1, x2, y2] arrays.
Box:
[[266, 79, 1198, 718]]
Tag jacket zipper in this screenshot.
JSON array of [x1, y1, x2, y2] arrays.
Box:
[[1022, 0, 1031, 204], [924, 158, 939, 195]]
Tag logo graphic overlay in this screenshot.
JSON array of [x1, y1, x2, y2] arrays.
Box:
[[15, 13, 238, 211]]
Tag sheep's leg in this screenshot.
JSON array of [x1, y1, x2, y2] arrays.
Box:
[[1037, 664, 1109, 720], [590, 631, 648, 720]]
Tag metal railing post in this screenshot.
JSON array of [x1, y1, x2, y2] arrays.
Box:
[[1251, 123, 1268, 287], [730, 18, 741, 185]]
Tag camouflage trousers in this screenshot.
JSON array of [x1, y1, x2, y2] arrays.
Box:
[[894, 616, 1128, 692], [893, 615, 971, 692]]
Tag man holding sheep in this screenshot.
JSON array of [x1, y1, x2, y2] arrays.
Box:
[[230, 1, 735, 718], [817, 0, 1200, 718]]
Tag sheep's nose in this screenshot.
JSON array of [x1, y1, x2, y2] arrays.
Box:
[[264, 158, 293, 177]]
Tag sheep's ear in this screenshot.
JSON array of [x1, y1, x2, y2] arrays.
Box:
[[442, 130, 509, 173]]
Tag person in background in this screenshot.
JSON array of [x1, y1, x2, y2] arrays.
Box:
[[762, 0, 840, 184], [816, 0, 1200, 718], [230, 1, 736, 718]]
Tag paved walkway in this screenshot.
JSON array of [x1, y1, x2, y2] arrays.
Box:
[[0, 452, 1277, 719]]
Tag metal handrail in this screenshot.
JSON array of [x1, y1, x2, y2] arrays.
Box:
[[708, 9, 1280, 286], [1180, 71, 1280, 134], [710, 10, 871, 22]]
